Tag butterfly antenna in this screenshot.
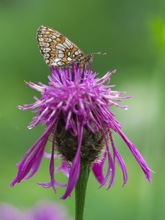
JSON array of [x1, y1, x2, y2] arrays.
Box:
[[91, 52, 106, 56]]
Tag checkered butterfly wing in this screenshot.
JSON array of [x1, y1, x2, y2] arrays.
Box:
[[37, 25, 92, 67]]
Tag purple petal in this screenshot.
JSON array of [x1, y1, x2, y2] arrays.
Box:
[[109, 132, 128, 185], [116, 127, 153, 181], [56, 160, 70, 177], [10, 120, 55, 186], [103, 132, 115, 189], [92, 151, 107, 185]]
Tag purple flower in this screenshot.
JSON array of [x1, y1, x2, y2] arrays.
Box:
[[26, 201, 72, 220], [0, 203, 28, 220], [11, 64, 152, 199], [0, 201, 72, 220]]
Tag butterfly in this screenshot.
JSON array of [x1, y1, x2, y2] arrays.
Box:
[[36, 25, 93, 67]]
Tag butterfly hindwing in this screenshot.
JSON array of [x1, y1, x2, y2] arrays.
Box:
[[37, 26, 92, 67]]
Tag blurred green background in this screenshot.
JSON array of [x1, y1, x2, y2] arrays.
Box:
[[0, 0, 164, 219]]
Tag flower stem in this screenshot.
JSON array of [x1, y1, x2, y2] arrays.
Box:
[[75, 161, 90, 220]]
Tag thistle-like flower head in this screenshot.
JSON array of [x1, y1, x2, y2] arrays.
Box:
[[11, 64, 152, 199]]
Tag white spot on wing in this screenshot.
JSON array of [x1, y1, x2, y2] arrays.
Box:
[[67, 57, 72, 61]]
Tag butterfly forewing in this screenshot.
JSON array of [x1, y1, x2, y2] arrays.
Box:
[[37, 25, 92, 67]]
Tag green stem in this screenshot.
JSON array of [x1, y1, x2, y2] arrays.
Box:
[[75, 161, 90, 220]]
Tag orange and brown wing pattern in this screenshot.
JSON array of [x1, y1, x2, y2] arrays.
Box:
[[37, 25, 92, 67]]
